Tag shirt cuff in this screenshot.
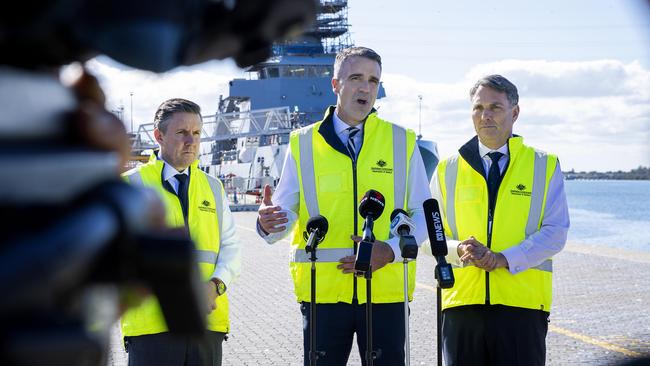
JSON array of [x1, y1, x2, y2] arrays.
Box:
[[500, 245, 528, 274], [385, 236, 403, 262], [444, 239, 463, 267], [211, 269, 232, 288]]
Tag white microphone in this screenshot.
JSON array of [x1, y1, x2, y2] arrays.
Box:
[[390, 209, 418, 259], [390, 210, 416, 238]]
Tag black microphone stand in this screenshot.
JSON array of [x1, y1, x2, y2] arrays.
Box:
[[359, 217, 380, 366], [434, 258, 454, 366], [305, 225, 326, 366], [423, 198, 455, 366], [355, 190, 385, 366]]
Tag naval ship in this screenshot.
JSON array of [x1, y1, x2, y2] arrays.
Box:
[[132, 0, 438, 203]]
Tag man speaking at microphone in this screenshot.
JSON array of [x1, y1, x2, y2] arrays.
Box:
[[431, 75, 570, 366], [255, 46, 430, 365]]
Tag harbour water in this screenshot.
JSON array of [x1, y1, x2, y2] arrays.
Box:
[[565, 179, 650, 253]]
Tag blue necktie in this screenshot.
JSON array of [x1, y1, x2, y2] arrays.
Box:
[[346, 127, 360, 160], [175, 173, 189, 220]]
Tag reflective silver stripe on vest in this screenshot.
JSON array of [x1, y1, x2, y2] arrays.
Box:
[[298, 130, 319, 217], [525, 152, 548, 237], [444, 156, 460, 240], [392, 125, 407, 210], [127, 171, 144, 186], [206, 175, 224, 236], [196, 249, 218, 264], [451, 259, 552, 272], [291, 248, 354, 263]]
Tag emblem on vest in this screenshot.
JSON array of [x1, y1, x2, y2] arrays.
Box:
[[199, 199, 216, 213], [510, 184, 532, 197], [371, 159, 393, 174]]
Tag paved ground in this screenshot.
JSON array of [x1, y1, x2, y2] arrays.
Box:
[[108, 211, 650, 365]]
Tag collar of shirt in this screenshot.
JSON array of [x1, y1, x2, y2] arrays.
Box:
[[160, 158, 189, 193], [333, 110, 364, 147], [478, 139, 510, 175], [478, 140, 509, 158]]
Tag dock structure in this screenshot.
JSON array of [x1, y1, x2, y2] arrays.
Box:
[[108, 211, 650, 365]]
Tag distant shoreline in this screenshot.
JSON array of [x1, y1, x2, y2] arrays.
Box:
[[565, 177, 650, 181], [564, 166, 650, 180]]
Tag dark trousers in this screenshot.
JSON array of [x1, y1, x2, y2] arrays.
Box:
[[124, 331, 226, 366], [442, 305, 549, 366], [300, 301, 406, 366]]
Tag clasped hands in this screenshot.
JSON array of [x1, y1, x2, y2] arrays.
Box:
[[458, 236, 508, 272]]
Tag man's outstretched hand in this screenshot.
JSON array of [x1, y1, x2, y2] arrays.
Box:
[[257, 184, 287, 234]]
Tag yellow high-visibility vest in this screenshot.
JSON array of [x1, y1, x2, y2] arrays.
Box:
[[120, 156, 229, 336], [437, 136, 557, 311], [289, 106, 417, 304]]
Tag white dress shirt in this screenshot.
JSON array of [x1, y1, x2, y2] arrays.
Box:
[[429, 139, 570, 274], [258, 110, 432, 261], [161, 160, 241, 288]]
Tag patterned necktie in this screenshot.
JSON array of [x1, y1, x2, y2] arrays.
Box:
[[346, 126, 360, 160], [487, 151, 504, 201], [175, 173, 189, 220]]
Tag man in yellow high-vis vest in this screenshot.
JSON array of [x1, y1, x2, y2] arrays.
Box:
[[121, 98, 241, 366], [431, 75, 570, 366], [256, 47, 431, 365]]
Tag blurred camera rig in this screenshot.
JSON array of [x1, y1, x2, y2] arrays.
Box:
[[0, 0, 316, 364]]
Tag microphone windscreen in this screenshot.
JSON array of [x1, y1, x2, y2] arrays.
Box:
[[306, 215, 328, 235], [423, 198, 448, 257], [358, 189, 385, 220], [390, 208, 408, 222]]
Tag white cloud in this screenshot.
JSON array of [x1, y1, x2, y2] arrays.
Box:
[[375, 59, 650, 172], [88, 57, 649, 171], [84, 56, 242, 131]]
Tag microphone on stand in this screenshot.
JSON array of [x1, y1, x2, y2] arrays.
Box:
[[423, 198, 454, 288], [390, 209, 418, 259], [303, 214, 329, 365], [391, 208, 418, 366], [354, 190, 385, 274], [304, 215, 329, 254]]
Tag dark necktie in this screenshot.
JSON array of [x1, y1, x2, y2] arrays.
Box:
[[487, 151, 504, 203], [346, 127, 360, 160], [175, 173, 189, 221]]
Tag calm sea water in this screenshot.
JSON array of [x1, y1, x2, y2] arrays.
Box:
[[565, 180, 650, 252]]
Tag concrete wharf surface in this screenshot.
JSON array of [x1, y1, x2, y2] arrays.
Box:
[[108, 211, 650, 365]]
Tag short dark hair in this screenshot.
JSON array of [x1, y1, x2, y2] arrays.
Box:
[[153, 98, 202, 133], [333, 46, 382, 79], [470, 74, 519, 106]]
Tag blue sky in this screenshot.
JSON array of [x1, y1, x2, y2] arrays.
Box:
[[350, 0, 649, 82], [86, 0, 650, 172]]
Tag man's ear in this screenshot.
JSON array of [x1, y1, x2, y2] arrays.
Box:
[[512, 105, 520, 123], [154, 128, 163, 144], [331, 78, 339, 94]]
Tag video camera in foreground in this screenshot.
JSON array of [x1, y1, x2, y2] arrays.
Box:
[[0, 0, 317, 365]]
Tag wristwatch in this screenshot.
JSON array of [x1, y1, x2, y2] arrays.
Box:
[[211, 278, 226, 296]]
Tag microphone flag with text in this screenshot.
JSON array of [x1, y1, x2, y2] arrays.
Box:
[[423, 198, 455, 288], [304, 215, 329, 254], [390, 209, 418, 259], [355, 190, 385, 273]]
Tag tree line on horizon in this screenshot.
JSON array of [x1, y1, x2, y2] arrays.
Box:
[[563, 166, 650, 180]]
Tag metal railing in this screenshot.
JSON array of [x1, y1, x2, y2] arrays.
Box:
[[132, 106, 294, 154]]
